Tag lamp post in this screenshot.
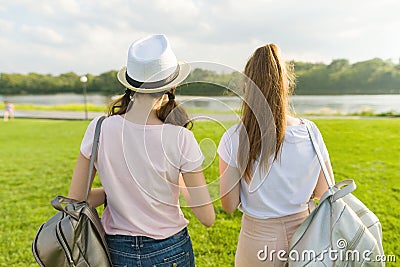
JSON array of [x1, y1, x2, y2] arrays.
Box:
[[80, 75, 88, 120]]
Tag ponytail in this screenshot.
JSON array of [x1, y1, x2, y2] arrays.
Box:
[[157, 88, 192, 129], [107, 89, 135, 116], [107, 88, 192, 129], [238, 43, 295, 183]]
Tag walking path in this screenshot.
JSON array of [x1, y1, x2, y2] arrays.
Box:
[[0, 110, 385, 121], [2, 110, 106, 120], [0, 110, 241, 121]]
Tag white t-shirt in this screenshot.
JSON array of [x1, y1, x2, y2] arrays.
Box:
[[217, 119, 329, 219], [81, 115, 204, 239]]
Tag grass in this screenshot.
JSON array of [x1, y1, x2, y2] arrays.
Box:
[[0, 118, 399, 266]]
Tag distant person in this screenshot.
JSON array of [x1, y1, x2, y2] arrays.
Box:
[[218, 44, 335, 266], [68, 34, 215, 267], [4, 101, 14, 121]]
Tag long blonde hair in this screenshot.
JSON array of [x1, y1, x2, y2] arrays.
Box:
[[108, 88, 192, 129], [238, 44, 295, 183]]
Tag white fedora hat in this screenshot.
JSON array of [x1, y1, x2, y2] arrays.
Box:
[[117, 34, 190, 93]]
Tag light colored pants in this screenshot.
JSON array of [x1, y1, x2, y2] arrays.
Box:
[[235, 210, 309, 267]]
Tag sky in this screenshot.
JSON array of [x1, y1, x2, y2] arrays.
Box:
[[1, 0, 399, 76]]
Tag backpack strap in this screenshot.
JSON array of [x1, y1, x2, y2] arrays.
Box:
[[85, 116, 106, 202], [303, 120, 333, 189]]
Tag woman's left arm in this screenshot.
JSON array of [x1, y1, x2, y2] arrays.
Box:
[[313, 159, 335, 200], [68, 152, 105, 207], [219, 158, 241, 214]]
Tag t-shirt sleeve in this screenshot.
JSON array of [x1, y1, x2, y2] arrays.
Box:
[[217, 126, 238, 168], [179, 129, 205, 173], [310, 121, 330, 162], [80, 116, 101, 159]]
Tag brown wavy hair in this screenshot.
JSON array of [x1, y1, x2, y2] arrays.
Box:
[[238, 44, 295, 183], [107, 88, 192, 129]]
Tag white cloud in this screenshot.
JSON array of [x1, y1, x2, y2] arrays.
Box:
[[20, 25, 64, 44], [0, 0, 399, 74], [0, 18, 14, 32], [20, 0, 80, 17], [154, 0, 199, 16], [58, 0, 80, 15]]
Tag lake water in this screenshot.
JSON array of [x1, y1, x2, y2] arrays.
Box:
[[1, 93, 399, 115]]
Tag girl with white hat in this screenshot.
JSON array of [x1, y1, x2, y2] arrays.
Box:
[[68, 34, 215, 267]]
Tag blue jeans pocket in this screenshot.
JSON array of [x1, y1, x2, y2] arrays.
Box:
[[152, 251, 191, 266], [147, 234, 195, 267], [106, 228, 195, 267]]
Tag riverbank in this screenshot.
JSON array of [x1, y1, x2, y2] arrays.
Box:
[[0, 110, 241, 121], [1, 94, 400, 116], [0, 110, 395, 121]]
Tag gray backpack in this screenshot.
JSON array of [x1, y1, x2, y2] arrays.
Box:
[[32, 116, 112, 267], [286, 122, 384, 266]]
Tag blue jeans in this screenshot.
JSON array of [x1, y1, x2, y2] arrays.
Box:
[[106, 228, 195, 267]]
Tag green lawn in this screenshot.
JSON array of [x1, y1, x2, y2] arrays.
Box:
[[0, 118, 398, 266]]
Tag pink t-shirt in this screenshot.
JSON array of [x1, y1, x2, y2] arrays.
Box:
[[81, 115, 204, 239]]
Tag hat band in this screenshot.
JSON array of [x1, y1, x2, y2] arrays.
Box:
[[125, 65, 180, 89]]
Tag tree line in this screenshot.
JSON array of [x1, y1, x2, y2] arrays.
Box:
[[1, 58, 399, 96]]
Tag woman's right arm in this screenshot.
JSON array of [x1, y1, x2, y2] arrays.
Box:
[[181, 168, 215, 227], [219, 158, 241, 214]]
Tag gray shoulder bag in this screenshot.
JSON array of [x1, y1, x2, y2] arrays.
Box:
[[32, 116, 112, 267], [286, 121, 385, 266]]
